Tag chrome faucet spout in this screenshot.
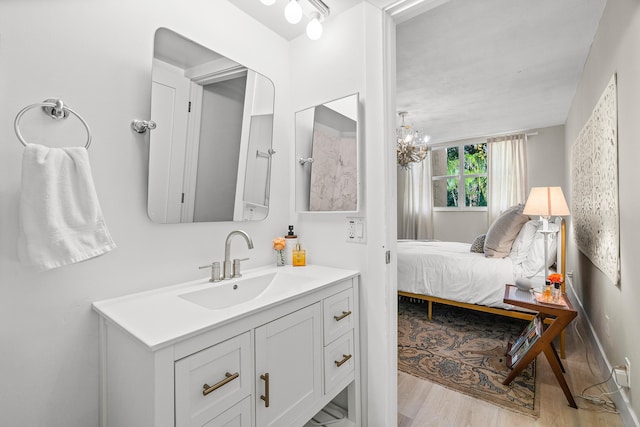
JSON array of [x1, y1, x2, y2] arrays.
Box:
[[223, 230, 254, 279]]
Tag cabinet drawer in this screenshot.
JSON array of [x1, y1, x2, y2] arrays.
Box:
[[323, 287, 355, 344], [204, 396, 251, 427], [175, 331, 251, 426], [324, 330, 355, 393]]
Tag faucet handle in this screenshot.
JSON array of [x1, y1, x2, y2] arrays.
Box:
[[232, 258, 249, 278], [199, 262, 221, 282]]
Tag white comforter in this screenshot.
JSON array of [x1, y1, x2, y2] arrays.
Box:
[[397, 240, 536, 309]]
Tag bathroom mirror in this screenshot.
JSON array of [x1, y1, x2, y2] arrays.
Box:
[[295, 93, 359, 212], [147, 28, 275, 223]]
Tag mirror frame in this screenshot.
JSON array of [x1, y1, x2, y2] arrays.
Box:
[[295, 93, 360, 213]]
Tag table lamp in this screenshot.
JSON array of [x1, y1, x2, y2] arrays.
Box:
[[522, 187, 570, 284]]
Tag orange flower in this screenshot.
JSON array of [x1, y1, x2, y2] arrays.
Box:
[[272, 237, 286, 251], [547, 273, 563, 283]]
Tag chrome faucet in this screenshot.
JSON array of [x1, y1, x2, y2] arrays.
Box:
[[223, 230, 254, 279]]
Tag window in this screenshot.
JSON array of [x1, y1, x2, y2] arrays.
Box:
[[431, 143, 487, 209]]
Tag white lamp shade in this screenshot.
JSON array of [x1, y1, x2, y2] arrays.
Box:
[[284, 0, 303, 24], [523, 186, 570, 217], [306, 16, 323, 40]]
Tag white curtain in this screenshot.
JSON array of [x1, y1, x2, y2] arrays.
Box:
[[487, 133, 528, 225], [397, 151, 433, 240]]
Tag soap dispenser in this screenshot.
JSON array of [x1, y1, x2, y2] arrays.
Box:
[[284, 225, 298, 265], [292, 243, 306, 267]]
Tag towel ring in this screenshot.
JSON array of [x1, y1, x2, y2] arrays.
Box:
[[14, 99, 92, 149]]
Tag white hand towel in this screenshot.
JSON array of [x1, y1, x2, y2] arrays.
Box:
[[18, 144, 116, 270]]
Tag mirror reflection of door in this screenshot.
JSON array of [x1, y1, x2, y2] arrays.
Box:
[[149, 58, 191, 224], [147, 28, 275, 224], [191, 76, 246, 222]]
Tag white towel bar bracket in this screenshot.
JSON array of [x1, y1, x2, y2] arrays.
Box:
[[42, 98, 70, 120], [14, 98, 92, 149]]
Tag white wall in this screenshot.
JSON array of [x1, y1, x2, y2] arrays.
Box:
[[564, 0, 640, 422], [526, 124, 566, 188], [432, 125, 566, 243], [432, 211, 488, 242], [290, 4, 396, 425], [0, 2, 290, 426]]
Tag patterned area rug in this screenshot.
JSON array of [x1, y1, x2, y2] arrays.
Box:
[[398, 299, 539, 417]]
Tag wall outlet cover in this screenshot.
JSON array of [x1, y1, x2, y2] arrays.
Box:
[[614, 367, 629, 388], [625, 357, 631, 388], [346, 217, 366, 243]]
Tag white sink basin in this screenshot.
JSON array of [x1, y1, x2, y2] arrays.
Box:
[[178, 270, 311, 310], [92, 264, 359, 350]]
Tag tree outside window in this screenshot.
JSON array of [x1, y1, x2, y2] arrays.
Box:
[[432, 143, 487, 209]]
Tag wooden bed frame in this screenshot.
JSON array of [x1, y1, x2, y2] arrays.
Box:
[[398, 218, 568, 358]]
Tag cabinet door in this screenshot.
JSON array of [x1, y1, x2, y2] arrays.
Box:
[[175, 332, 251, 426], [255, 303, 322, 427]]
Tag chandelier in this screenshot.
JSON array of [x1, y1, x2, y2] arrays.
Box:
[[396, 111, 429, 169]]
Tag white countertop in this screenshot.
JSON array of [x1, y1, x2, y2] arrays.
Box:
[[92, 264, 358, 351]]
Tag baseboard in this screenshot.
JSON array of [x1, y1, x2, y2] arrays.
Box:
[[566, 277, 639, 427]]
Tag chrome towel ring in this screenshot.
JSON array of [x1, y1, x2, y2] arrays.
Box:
[[14, 98, 92, 149]]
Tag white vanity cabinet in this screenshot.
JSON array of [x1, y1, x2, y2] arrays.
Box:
[[93, 267, 359, 427]]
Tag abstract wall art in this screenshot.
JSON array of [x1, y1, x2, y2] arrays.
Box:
[[571, 74, 620, 285]]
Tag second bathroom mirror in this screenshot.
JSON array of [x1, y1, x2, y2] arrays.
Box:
[[147, 28, 276, 223], [295, 93, 359, 213]]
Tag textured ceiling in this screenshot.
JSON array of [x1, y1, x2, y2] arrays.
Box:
[[396, 0, 606, 144], [227, 0, 606, 144]]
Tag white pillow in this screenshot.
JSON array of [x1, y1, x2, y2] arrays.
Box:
[[483, 204, 529, 258], [519, 221, 559, 278], [509, 220, 541, 264]]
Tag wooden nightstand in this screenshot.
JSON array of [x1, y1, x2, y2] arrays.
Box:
[[502, 284, 578, 408]]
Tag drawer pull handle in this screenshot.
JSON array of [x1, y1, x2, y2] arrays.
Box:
[[334, 310, 352, 322], [260, 373, 270, 407], [202, 372, 239, 396], [335, 354, 352, 367]]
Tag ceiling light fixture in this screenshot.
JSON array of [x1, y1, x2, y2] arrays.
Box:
[[396, 111, 429, 169], [306, 11, 323, 40], [260, 0, 330, 40], [284, 0, 303, 24]]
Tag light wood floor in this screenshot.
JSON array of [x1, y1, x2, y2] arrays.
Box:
[[398, 309, 624, 427]]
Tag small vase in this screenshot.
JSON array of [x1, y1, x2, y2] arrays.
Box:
[[275, 250, 285, 267]]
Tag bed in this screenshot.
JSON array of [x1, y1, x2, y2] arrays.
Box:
[[398, 213, 568, 356]]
